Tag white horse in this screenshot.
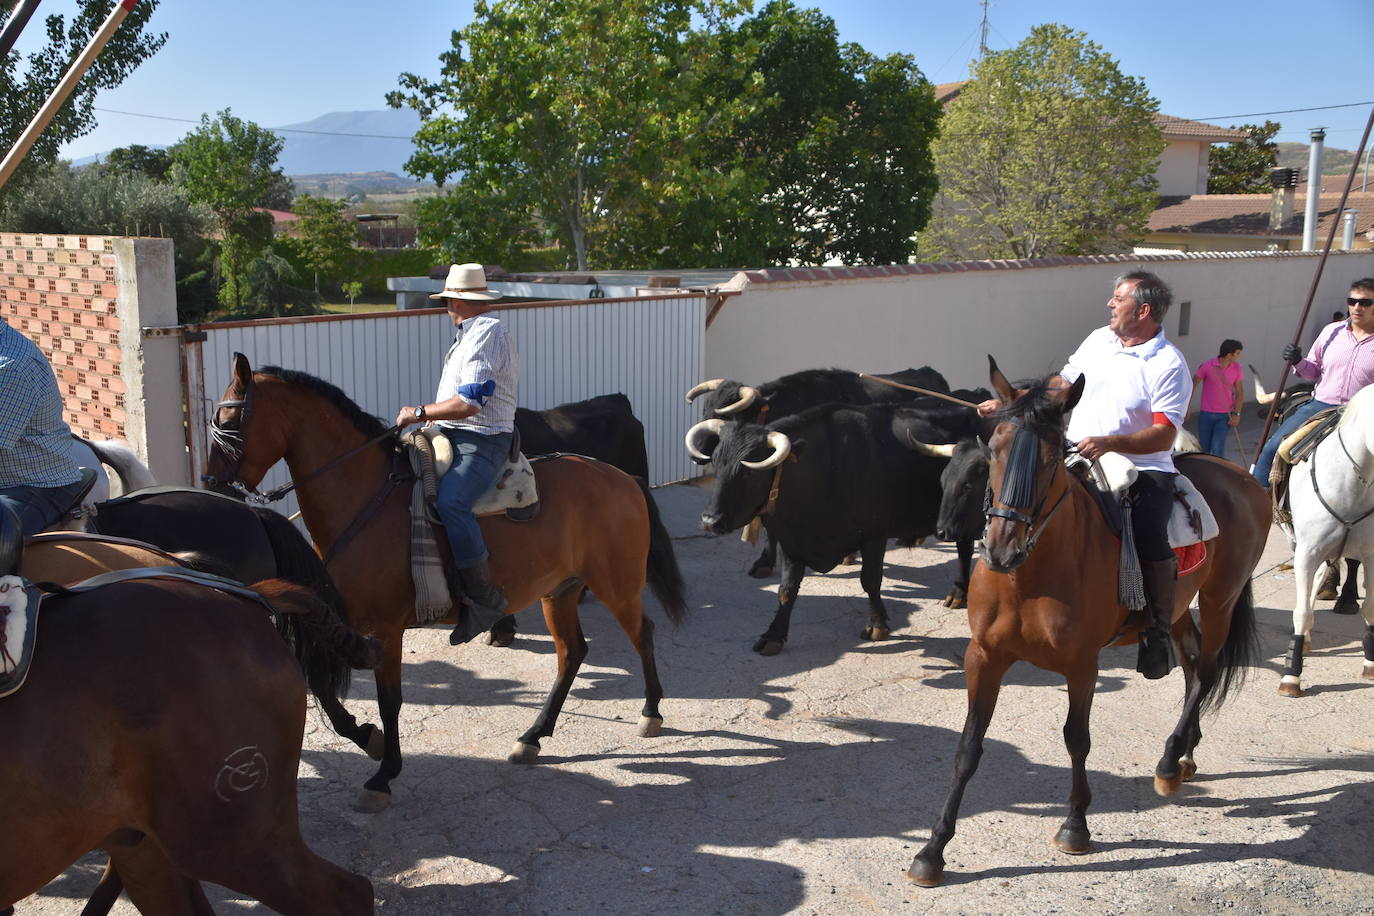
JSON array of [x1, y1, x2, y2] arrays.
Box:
[[1278, 384, 1374, 697], [51, 437, 159, 531]]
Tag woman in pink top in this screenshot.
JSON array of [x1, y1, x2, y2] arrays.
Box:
[[1189, 339, 1243, 458]]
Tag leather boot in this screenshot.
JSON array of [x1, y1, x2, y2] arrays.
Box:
[[448, 557, 508, 645], [1136, 556, 1177, 680]]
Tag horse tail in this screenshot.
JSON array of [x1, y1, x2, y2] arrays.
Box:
[[251, 507, 360, 702], [252, 578, 381, 673], [635, 476, 688, 625], [1202, 579, 1260, 713], [81, 438, 157, 493]]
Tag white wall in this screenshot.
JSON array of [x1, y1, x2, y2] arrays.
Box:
[[1156, 140, 1209, 196], [706, 251, 1374, 401]]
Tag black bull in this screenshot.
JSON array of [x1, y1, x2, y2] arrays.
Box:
[[688, 397, 988, 655]]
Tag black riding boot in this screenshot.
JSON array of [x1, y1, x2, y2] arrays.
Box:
[[1137, 556, 1178, 680], [448, 557, 508, 645]]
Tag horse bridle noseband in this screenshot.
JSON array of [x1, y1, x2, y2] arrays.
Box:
[[984, 422, 1071, 556]]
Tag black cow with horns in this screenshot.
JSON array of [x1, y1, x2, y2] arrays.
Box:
[[686, 393, 989, 655], [686, 366, 951, 578]]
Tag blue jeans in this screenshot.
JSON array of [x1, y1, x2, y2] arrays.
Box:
[[1253, 398, 1334, 487], [434, 428, 512, 566], [1197, 411, 1231, 458], [0, 479, 89, 538]]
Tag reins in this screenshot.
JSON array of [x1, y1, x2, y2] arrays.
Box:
[[1308, 424, 1374, 560]]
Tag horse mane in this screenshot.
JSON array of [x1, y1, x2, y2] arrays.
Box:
[[258, 365, 390, 440], [991, 376, 1066, 439]]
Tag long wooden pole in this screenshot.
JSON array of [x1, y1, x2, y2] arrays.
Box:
[[0, 0, 139, 193], [0, 0, 44, 61], [1252, 105, 1374, 469], [857, 373, 982, 409]]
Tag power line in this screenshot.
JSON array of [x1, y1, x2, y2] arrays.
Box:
[[1182, 100, 1373, 122], [91, 106, 414, 140]]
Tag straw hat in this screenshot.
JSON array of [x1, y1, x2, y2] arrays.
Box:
[[430, 263, 502, 301]]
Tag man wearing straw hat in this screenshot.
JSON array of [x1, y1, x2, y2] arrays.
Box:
[[396, 263, 518, 645]]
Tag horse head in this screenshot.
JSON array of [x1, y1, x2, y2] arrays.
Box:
[[980, 356, 1082, 573], [203, 352, 284, 500]]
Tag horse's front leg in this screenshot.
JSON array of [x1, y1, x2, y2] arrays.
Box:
[[909, 642, 1012, 888], [355, 634, 405, 813], [510, 590, 588, 763], [1280, 549, 1322, 697], [753, 549, 805, 655], [942, 538, 973, 608], [1053, 667, 1097, 854], [858, 538, 892, 641], [311, 679, 385, 762]]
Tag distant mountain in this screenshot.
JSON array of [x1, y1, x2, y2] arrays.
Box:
[[74, 109, 425, 177], [1277, 141, 1358, 176]]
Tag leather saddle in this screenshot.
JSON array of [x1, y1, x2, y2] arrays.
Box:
[[405, 426, 540, 522], [1069, 451, 1217, 548], [1272, 406, 1343, 526]]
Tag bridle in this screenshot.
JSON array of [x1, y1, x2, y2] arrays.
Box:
[[984, 421, 1071, 557], [201, 380, 400, 506]]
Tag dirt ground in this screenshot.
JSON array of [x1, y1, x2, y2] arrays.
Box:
[[13, 449, 1374, 915]]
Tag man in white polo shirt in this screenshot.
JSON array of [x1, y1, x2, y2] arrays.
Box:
[[980, 271, 1191, 679]]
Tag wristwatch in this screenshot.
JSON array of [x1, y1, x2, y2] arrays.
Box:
[[413, 405, 426, 420]]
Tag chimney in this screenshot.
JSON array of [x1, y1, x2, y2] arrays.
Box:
[[1303, 127, 1326, 250], [1270, 167, 1298, 232]]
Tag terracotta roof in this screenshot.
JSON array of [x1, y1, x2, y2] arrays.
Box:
[[933, 81, 966, 105], [1148, 192, 1374, 239], [1153, 114, 1247, 143]]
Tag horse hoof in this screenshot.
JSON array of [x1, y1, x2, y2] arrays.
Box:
[[753, 638, 784, 656], [1361, 662, 1374, 679], [352, 789, 391, 813], [1332, 598, 1360, 615], [1178, 758, 1198, 781], [942, 592, 967, 609], [364, 724, 385, 761], [508, 741, 540, 764], [1052, 827, 1091, 855], [1278, 678, 1303, 698], [906, 856, 944, 888], [638, 715, 663, 738], [747, 565, 774, 579], [1154, 774, 1183, 797], [486, 629, 516, 648], [862, 626, 890, 642]]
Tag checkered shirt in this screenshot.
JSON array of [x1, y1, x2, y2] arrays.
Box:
[[433, 314, 518, 435], [0, 320, 82, 488]]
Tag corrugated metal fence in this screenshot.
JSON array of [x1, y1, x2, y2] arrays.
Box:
[[185, 294, 708, 519]]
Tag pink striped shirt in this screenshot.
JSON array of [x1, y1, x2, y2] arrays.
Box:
[[1293, 320, 1374, 405]]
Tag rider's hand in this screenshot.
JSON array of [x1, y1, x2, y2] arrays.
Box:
[[1074, 436, 1110, 462], [395, 407, 419, 428], [976, 398, 1002, 417], [1282, 343, 1303, 364]]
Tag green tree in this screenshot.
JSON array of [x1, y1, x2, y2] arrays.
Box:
[[0, 1, 166, 197], [342, 280, 363, 309], [923, 24, 1163, 261], [102, 144, 173, 180], [1207, 120, 1281, 194], [290, 194, 359, 295], [701, 1, 940, 266], [388, 0, 760, 270], [170, 109, 286, 310]]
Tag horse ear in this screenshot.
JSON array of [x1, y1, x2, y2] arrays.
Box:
[[232, 352, 253, 390], [1065, 375, 1085, 411], [988, 355, 1015, 403]]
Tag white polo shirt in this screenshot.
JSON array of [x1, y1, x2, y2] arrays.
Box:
[[1061, 326, 1191, 473]]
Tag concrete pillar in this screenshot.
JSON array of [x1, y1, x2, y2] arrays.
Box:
[[113, 238, 189, 485], [1303, 128, 1325, 251]]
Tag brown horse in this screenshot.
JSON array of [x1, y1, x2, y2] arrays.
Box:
[[908, 359, 1270, 887], [204, 354, 689, 812], [0, 565, 376, 913]]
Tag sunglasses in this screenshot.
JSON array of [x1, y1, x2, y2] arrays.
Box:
[[1349, 297, 1374, 307]]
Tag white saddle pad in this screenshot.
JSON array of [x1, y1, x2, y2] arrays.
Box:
[[1089, 451, 1218, 549], [414, 426, 538, 517]]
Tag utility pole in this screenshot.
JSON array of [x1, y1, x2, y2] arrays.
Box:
[[978, 0, 991, 60]]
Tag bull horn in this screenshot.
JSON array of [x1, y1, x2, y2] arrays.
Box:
[[685, 379, 725, 403], [685, 418, 726, 460], [1249, 364, 1274, 407], [714, 385, 759, 416], [742, 430, 791, 470], [906, 434, 957, 458]]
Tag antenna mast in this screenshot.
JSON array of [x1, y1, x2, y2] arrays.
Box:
[[978, 0, 991, 60]]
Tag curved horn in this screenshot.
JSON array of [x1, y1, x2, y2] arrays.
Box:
[[714, 385, 759, 416], [685, 378, 725, 403], [742, 430, 792, 470], [685, 418, 726, 461], [905, 434, 957, 458], [1248, 364, 1274, 406]]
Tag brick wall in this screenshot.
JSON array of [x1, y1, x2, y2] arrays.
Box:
[[0, 233, 126, 440]]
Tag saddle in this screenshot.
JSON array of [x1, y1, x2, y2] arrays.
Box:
[[44, 466, 101, 531], [1271, 406, 1343, 527]]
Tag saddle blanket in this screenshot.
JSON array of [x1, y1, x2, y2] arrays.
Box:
[[1091, 452, 1220, 548]]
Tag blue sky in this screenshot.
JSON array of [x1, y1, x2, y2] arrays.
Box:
[[12, 0, 1373, 161]]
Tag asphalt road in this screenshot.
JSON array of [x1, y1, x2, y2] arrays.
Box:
[[15, 454, 1374, 915]]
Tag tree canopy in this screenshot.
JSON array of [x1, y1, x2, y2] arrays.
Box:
[[0, 1, 166, 194], [389, 0, 763, 271], [922, 24, 1163, 261], [290, 194, 360, 295], [1208, 121, 1281, 194]]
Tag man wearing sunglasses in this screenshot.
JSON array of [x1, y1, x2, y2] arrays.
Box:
[[1252, 278, 1374, 487]]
